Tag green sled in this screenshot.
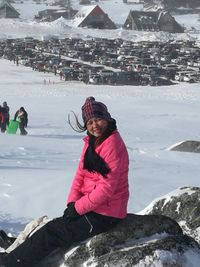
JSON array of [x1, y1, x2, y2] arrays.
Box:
[[7, 120, 19, 134]]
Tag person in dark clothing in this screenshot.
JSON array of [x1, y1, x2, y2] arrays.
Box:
[[0, 106, 5, 133], [0, 97, 129, 267], [1, 102, 10, 131], [14, 107, 28, 135]]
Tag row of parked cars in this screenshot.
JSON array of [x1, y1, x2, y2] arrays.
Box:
[[174, 70, 200, 83], [1, 36, 200, 86]]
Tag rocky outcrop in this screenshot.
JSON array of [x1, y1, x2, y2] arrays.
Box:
[[2, 187, 200, 266], [140, 186, 200, 244], [169, 140, 200, 153], [37, 213, 200, 267], [62, 234, 199, 267]]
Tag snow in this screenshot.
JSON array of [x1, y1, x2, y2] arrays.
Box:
[[1, 0, 200, 41], [182, 249, 200, 267], [1, 56, 200, 234], [166, 140, 185, 151], [72, 5, 97, 27], [13, 0, 62, 20], [116, 233, 169, 249], [175, 14, 200, 31], [138, 187, 197, 215], [0, 0, 200, 265], [132, 247, 200, 267]]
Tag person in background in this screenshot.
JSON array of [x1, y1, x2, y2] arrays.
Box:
[[15, 56, 19, 66], [0, 106, 5, 133], [0, 97, 129, 267], [2, 102, 10, 130], [14, 107, 28, 135]]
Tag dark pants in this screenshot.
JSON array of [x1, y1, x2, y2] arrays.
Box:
[[19, 123, 27, 135], [5, 213, 120, 267], [1, 122, 6, 132]]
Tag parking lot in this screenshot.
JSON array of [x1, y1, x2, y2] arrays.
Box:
[[1, 37, 200, 86]]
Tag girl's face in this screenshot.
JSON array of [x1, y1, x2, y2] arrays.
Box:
[[86, 117, 108, 137]]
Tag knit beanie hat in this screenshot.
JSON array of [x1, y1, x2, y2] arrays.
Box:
[[82, 97, 112, 125]]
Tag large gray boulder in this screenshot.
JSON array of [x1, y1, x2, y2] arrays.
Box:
[[2, 187, 200, 266], [140, 186, 200, 244], [38, 213, 200, 267], [169, 140, 200, 153]]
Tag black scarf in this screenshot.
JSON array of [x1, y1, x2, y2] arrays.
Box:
[[83, 119, 117, 178]]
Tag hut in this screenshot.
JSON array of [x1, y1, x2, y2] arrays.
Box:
[[123, 10, 184, 33], [0, 0, 20, 18], [73, 5, 116, 29]]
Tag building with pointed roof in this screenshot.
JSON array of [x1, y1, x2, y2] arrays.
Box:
[[123, 10, 184, 33], [72, 5, 116, 29], [0, 0, 20, 18]]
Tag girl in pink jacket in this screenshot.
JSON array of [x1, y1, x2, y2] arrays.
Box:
[[0, 97, 129, 267], [67, 100, 129, 218]]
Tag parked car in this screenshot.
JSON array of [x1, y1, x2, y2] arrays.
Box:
[[89, 74, 101, 84], [175, 71, 195, 82], [150, 77, 175, 86], [98, 69, 115, 76], [116, 71, 141, 85], [140, 74, 150, 85], [183, 73, 200, 83]]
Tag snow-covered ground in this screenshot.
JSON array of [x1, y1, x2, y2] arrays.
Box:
[[0, 0, 200, 267], [1, 57, 200, 236], [0, 0, 198, 41], [12, 0, 143, 24], [0, 2, 200, 266]]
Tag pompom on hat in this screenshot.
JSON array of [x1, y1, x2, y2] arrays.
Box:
[[82, 97, 112, 125]]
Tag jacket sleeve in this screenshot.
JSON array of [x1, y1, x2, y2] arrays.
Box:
[[75, 134, 128, 215], [67, 162, 84, 204], [66, 143, 87, 205]]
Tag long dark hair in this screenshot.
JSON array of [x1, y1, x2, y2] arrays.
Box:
[[68, 112, 117, 177], [84, 119, 116, 177], [67, 111, 86, 132]]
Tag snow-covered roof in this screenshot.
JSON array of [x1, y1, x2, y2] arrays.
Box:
[[72, 5, 97, 27], [0, 0, 20, 16], [0, 0, 20, 14], [55, 10, 68, 14]]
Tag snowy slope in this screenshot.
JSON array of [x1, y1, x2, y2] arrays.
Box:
[[1, 58, 200, 235], [0, 1, 200, 266], [0, 0, 198, 41]]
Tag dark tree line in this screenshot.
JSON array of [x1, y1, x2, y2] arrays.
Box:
[[144, 0, 200, 9], [162, 0, 200, 9]]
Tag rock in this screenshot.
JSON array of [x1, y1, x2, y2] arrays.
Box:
[[169, 140, 200, 153], [5, 188, 200, 267], [38, 213, 200, 267], [140, 186, 200, 244], [86, 235, 199, 267]]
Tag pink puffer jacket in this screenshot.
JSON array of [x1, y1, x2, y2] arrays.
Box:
[[67, 130, 129, 219]]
